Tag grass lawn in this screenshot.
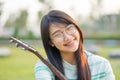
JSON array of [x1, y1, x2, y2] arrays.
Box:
[[0, 45, 46, 80], [99, 46, 120, 80], [0, 45, 120, 80]]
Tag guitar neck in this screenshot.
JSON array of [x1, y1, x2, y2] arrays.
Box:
[[9, 37, 67, 80]]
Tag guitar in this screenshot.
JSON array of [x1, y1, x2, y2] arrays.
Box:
[[9, 37, 67, 80]]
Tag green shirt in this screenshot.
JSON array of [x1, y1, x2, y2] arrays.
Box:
[[34, 51, 115, 80]]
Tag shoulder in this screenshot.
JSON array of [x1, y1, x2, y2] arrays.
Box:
[[35, 60, 47, 67], [85, 51, 115, 80], [35, 59, 52, 73], [34, 60, 54, 80], [85, 50, 112, 72], [85, 50, 109, 66]]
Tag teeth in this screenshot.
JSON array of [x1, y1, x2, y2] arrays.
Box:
[[65, 43, 70, 46], [65, 40, 73, 46]]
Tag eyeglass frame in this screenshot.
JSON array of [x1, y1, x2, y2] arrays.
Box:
[[50, 24, 77, 41]]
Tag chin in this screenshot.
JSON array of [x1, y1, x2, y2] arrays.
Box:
[[67, 46, 79, 53]]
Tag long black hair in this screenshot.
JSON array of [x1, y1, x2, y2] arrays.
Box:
[[40, 10, 91, 80]]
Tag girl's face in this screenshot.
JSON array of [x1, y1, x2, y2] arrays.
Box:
[[49, 23, 80, 54]]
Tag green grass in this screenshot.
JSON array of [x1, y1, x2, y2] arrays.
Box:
[[0, 45, 120, 80], [98, 46, 120, 80], [0, 45, 46, 80]]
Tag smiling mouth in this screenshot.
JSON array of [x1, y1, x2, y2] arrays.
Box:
[[64, 40, 76, 47]]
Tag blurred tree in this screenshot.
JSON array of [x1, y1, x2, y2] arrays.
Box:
[[89, 0, 103, 20], [38, 0, 53, 10], [38, 0, 53, 20], [118, 12, 120, 30], [37, 0, 54, 36], [0, 2, 2, 16], [26, 30, 36, 39], [84, 0, 103, 35], [5, 10, 28, 38]]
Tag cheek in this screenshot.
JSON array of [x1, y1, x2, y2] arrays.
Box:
[[74, 31, 80, 40], [53, 41, 63, 49]]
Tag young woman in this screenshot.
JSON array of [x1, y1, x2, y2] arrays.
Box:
[[35, 10, 115, 80]]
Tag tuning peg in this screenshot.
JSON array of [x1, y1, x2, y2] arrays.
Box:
[[9, 40, 13, 43], [21, 47, 26, 51], [15, 43, 19, 47]]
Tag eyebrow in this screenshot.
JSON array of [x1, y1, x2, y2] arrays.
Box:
[[51, 30, 61, 36]]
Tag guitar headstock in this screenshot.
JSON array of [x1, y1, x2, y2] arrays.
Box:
[[9, 37, 67, 80], [9, 37, 35, 52]]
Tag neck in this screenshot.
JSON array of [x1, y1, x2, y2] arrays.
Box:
[[60, 52, 76, 65]]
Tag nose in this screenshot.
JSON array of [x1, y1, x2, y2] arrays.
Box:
[[63, 31, 72, 41]]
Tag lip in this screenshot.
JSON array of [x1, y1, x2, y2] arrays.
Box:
[[64, 40, 76, 47]]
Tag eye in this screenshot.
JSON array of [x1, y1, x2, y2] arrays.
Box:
[[67, 26, 73, 30], [66, 25, 74, 32], [66, 24, 76, 34], [53, 32, 62, 38]]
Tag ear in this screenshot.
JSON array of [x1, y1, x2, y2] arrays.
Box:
[[49, 41, 54, 47]]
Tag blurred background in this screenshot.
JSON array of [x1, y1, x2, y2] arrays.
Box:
[[0, 0, 120, 80]]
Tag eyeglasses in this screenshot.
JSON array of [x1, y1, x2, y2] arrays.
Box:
[[51, 24, 77, 41]]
